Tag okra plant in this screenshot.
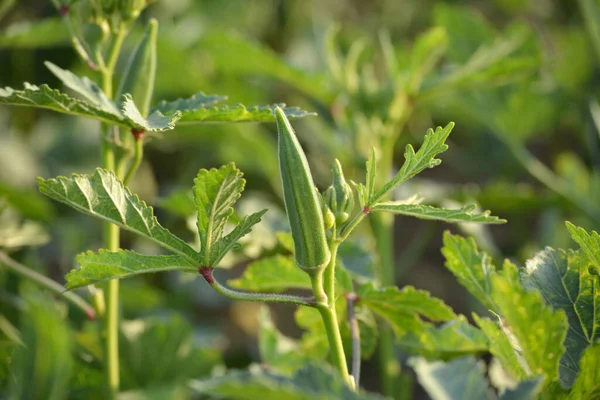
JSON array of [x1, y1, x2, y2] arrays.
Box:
[[2, 1, 600, 400]]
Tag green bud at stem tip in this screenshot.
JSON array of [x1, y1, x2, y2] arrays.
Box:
[[274, 107, 331, 271]]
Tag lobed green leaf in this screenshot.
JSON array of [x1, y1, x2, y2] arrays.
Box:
[[45, 61, 120, 115], [190, 363, 382, 400], [441, 232, 497, 310], [121, 95, 181, 132], [228, 255, 311, 292], [521, 248, 600, 388], [154, 99, 315, 124], [397, 316, 487, 360], [358, 283, 456, 337], [410, 356, 494, 400], [492, 260, 568, 383], [69, 250, 197, 290], [370, 122, 454, 204], [37, 169, 198, 262], [193, 163, 265, 267], [565, 221, 600, 269], [566, 345, 600, 400], [371, 203, 505, 224]]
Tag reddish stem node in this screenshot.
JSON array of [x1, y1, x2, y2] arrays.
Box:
[[59, 4, 69, 16], [199, 267, 215, 284], [344, 292, 359, 302], [131, 129, 145, 141], [86, 309, 97, 320], [363, 206, 371, 215]]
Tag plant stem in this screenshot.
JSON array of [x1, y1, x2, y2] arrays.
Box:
[[345, 292, 361, 388], [312, 241, 352, 387], [199, 267, 318, 308], [123, 134, 144, 186], [0, 250, 96, 319], [506, 141, 600, 224], [99, 25, 127, 400]]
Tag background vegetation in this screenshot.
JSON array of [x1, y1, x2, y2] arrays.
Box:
[[1, 0, 599, 398]]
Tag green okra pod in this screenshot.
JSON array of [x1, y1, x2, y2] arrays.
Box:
[[116, 18, 157, 117], [275, 107, 331, 271]]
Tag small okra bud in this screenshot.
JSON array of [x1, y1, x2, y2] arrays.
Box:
[[324, 159, 354, 224], [119, 0, 148, 23], [275, 107, 331, 272], [116, 18, 157, 118]]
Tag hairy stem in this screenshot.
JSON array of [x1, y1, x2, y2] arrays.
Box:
[[313, 241, 352, 387], [0, 250, 96, 319], [99, 25, 128, 400], [199, 267, 318, 308]]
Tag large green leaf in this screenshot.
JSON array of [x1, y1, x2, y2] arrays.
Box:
[[441, 232, 497, 310], [37, 169, 198, 262], [566, 345, 600, 400], [358, 283, 456, 337], [492, 260, 568, 383], [121, 95, 181, 132], [69, 250, 197, 289], [473, 315, 527, 380], [228, 255, 311, 292], [0, 83, 178, 132], [193, 163, 266, 267], [565, 222, 600, 269], [397, 316, 487, 360], [0, 83, 124, 125], [521, 247, 600, 388], [410, 356, 541, 400], [410, 356, 493, 400], [45, 61, 120, 115], [371, 203, 505, 224], [370, 123, 454, 204], [152, 92, 315, 123], [189, 363, 382, 400]]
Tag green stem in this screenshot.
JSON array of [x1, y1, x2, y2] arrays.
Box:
[[578, 0, 600, 63], [0, 250, 96, 319], [123, 134, 144, 186], [507, 141, 600, 224], [312, 241, 352, 387], [99, 24, 127, 400], [200, 267, 318, 308]]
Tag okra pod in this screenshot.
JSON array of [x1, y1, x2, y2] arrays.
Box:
[[275, 108, 331, 271]]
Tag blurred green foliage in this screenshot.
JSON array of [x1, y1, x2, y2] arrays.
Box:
[[2, 0, 600, 398]]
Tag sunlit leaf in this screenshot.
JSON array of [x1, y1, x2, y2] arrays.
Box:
[[70, 250, 197, 289], [228, 255, 311, 292], [372, 203, 505, 224], [37, 169, 198, 262], [441, 232, 497, 310], [193, 163, 265, 267], [370, 123, 454, 204], [492, 260, 567, 383], [358, 283, 456, 337]]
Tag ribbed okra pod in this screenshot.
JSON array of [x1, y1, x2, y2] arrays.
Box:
[[275, 108, 331, 272]]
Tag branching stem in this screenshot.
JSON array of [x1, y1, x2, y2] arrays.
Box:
[[199, 267, 319, 308], [0, 250, 96, 319]]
